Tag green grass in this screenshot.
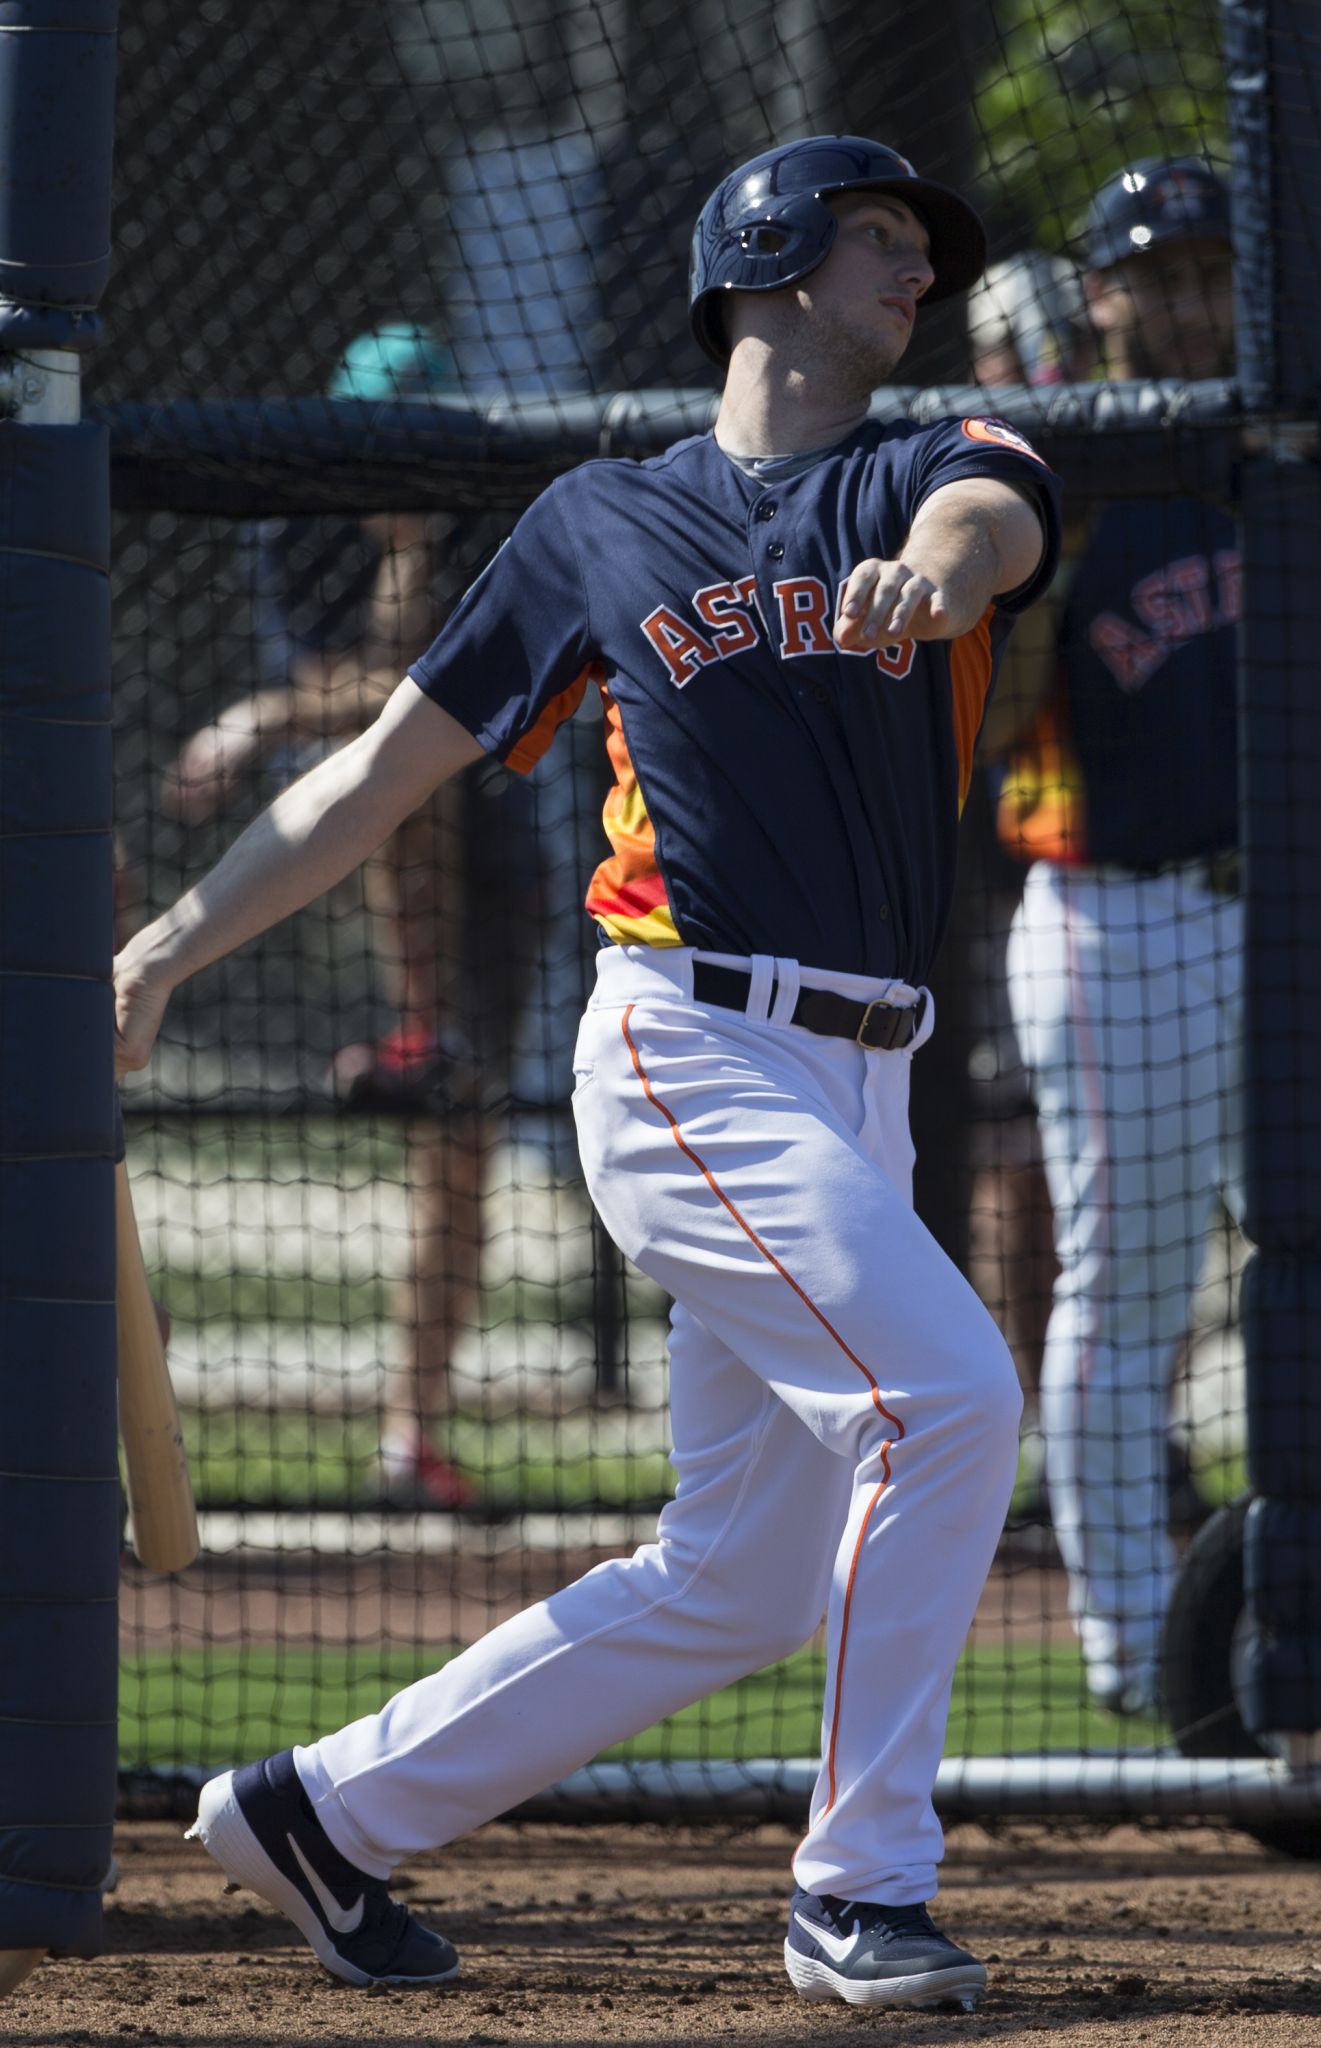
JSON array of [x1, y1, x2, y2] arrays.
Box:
[[180, 1403, 1245, 1518], [118, 1640, 1164, 1773], [128, 1118, 411, 1183], [181, 1407, 675, 1510], [157, 1271, 612, 1332]]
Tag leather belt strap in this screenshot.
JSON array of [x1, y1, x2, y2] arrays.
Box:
[[691, 962, 926, 1051]]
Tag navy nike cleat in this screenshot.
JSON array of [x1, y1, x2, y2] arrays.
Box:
[[186, 1750, 459, 1987], [784, 1885, 986, 2010]]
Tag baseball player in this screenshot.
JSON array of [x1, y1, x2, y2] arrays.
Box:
[[114, 136, 1061, 2011], [999, 159, 1239, 1716]]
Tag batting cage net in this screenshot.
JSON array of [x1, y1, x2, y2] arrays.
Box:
[[98, 0, 1316, 1840]]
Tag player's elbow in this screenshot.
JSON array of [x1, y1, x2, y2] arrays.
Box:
[[990, 494, 1047, 600]]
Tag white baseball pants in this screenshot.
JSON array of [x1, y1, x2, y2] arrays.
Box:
[[296, 943, 1022, 1903], [1007, 862, 1243, 1706]]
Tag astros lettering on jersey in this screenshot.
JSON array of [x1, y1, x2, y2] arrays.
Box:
[[999, 496, 1237, 867], [411, 416, 1062, 984]]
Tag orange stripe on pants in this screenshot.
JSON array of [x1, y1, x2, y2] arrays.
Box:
[[621, 1001, 903, 1813]]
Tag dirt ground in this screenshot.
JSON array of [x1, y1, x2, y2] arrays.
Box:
[[4, 1820, 1320, 2047]]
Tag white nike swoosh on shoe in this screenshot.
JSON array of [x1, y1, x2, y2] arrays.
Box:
[[287, 1834, 366, 1934], [794, 1908, 862, 1966]]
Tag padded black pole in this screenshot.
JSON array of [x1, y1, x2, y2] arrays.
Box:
[[1225, 0, 1321, 1748], [0, 0, 121, 1963]]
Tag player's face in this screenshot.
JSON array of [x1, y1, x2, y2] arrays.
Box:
[[792, 195, 936, 390], [1088, 236, 1235, 379]]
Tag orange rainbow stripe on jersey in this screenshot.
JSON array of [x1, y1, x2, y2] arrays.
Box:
[[997, 697, 1088, 863], [949, 603, 996, 813], [584, 681, 681, 947], [505, 662, 597, 774]]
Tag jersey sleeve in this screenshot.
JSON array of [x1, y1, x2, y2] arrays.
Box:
[[905, 415, 1064, 613], [407, 477, 596, 774]]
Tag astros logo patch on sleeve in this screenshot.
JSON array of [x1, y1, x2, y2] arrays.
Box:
[[961, 416, 1048, 465]]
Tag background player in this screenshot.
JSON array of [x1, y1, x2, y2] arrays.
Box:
[[163, 325, 540, 1507], [963, 254, 1091, 1538], [115, 136, 1060, 2010], [1000, 159, 1239, 1715]]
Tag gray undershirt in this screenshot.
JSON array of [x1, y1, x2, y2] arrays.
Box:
[[720, 437, 848, 485]]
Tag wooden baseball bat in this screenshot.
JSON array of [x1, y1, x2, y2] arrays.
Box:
[[0, 1950, 44, 1997], [115, 1158, 198, 1573]]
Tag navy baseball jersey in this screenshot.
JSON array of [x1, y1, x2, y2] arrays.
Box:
[[410, 420, 1061, 983], [1000, 497, 1238, 867]]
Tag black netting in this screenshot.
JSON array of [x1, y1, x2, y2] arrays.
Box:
[[82, 0, 1320, 1846]]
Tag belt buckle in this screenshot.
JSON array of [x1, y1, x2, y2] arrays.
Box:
[[856, 997, 900, 1050]]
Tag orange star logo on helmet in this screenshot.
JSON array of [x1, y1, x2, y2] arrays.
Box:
[[1151, 169, 1210, 213]]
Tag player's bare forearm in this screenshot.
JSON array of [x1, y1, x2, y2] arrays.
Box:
[[115, 682, 483, 1075], [834, 476, 1046, 649]]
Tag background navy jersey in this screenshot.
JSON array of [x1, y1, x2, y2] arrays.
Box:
[[1060, 498, 1238, 865], [999, 497, 1238, 869], [410, 420, 1061, 983]]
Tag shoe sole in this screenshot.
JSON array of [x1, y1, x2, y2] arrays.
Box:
[[785, 1941, 986, 2010], [186, 1771, 459, 1989]]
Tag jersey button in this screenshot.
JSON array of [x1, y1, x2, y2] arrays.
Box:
[[755, 500, 778, 521], [766, 540, 785, 559], [812, 685, 830, 704], [879, 904, 890, 920]]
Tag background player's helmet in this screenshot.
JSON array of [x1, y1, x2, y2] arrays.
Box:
[[1083, 159, 1231, 272], [688, 134, 987, 365], [327, 322, 460, 398]]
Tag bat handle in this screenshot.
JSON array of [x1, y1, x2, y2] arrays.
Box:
[[0, 1950, 45, 1997], [116, 1160, 199, 1574]]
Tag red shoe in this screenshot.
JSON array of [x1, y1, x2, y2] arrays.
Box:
[[380, 1442, 481, 1512], [328, 1028, 479, 1113]]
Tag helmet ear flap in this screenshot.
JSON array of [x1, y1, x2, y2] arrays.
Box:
[[689, 192, 840, 364]]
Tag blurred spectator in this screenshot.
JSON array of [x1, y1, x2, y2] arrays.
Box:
[[163, 325, 542, 1509], [999, 162, 1239, 1714], [966, 250, 1091, 387]]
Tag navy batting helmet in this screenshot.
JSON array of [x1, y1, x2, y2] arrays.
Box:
[[1084, 159, 1230, 272], [688, 135, 987, 364]]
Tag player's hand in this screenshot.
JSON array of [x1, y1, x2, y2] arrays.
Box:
[[834, 558, 971, 649], [162, 717, 263, 822], [113, 938, 174, 1078]]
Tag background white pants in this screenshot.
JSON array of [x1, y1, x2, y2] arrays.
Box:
[[1008, 863, 1243, 1705], [297, 944, 1021, 1904]]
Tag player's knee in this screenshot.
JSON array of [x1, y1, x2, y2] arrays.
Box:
[[754, 1605, 828, 1667], [703, 1587, 824, 1672], [921, 1316, 1023, 1488], [977, 1323, 1024, 1444]]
